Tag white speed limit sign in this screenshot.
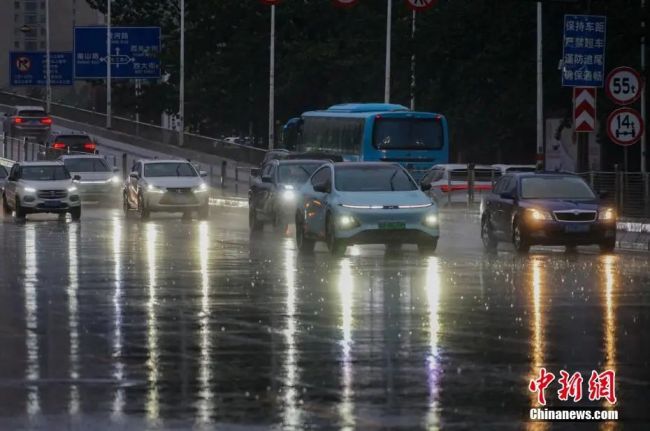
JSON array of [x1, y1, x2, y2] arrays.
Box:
[[606, 67, 643, 106], [607, 108, 644, 146]]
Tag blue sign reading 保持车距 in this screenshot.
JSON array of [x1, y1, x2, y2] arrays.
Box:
[[74, 26, 161, 79], [562, 15, 607, 88], [10, 52, 73, 86]]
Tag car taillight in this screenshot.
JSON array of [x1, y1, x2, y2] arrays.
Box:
[[83, 142, 96, 151], [12, 117, 23, 124], [52, 142, 67, 150], [40, 117, 53, 125]]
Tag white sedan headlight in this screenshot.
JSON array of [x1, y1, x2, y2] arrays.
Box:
[[111, 175, 121, 184], [68, 186, 78, 193], [193, 182, 208, 193], [281, 189, 295, 201], [147, 184, 165, 193], [23, 186, 37, 194]]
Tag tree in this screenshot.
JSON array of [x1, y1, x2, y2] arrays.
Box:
[[85, 0, 643, 166]]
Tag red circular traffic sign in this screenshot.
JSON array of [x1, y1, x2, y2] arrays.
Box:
[[332, 0, 359, 7], [16, 56, 31, 73], [259, 0, 281, 5], [405, 0, 438, 11], [606, 107, 644, 147], [605, 67, 643, 106]]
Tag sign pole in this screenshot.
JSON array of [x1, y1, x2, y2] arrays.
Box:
[[179, 0, 185, 147], [268, 5, 276, 150], [642, 0, 647, 173], [536, 1, 544, 170], [106, 0, 112, 129], [384, 0, 392, 103], [410, 10, 416, 111], [45, 0, 51, 113]]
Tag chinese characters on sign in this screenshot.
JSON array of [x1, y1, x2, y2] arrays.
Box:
[[529, 368, 617, 406], [10, 52, 73, 86], [562, 15, 607, 87], [74, 27, 161, 79]]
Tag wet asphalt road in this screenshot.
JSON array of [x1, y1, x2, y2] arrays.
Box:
[[0, 205, 649, 430]]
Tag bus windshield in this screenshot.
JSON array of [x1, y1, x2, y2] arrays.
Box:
[[373, 118, 443, 150]]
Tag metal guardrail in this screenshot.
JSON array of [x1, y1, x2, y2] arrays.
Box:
[[579, 169, 650, 218], [1, 135, 43, 162], [0, 91, 268, 166]]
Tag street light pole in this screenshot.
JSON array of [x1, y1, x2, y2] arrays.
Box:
[[536, 1, 544, 170], [384, 0, 392, 103], [268, 5, 276, 150], [410, 10, 416, 111], [641, 0, 647, 173], [106, 0, 112, 129], [45, 0, 51, 113], [179, 0, 185, 147]]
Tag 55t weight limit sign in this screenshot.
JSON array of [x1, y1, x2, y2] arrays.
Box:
[[606, 67, 643, 106]]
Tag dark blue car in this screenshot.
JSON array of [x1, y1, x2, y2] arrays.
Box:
[[480, 172, 617, 253]]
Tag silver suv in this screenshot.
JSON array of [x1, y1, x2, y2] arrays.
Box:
[[2, 161, 81, 220]]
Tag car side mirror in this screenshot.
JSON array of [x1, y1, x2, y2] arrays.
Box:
[[261, 175, 273, 184], [500, 192, 514, 200], [73, 175, 81, 181], [199, 170, 208, 177], [420, 182, 432, 192], [113, 167, 119, 173], [313, 182, 331, 194], [129, 172, 139, 179]]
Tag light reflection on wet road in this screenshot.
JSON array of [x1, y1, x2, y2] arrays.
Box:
[[0, 207, 649, 430]]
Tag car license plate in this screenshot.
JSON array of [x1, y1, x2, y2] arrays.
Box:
[[43, 200, 62, 207], [565, 224, 590, 233], [378, 222, 406, 230]]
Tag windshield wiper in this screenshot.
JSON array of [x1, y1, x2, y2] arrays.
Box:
[[388, 169, 399, 191]]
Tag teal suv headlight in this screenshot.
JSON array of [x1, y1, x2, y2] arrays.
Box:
[[422, 213, 439, 227], [337, 214, 360, 230]]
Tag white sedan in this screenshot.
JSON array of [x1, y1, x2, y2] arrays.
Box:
[[123, 159, 210, 220]]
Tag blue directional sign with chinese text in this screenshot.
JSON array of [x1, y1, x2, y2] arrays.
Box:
[[74, 26, 161, 79], [10, 52, 73, 86], [562, 15, 607, 87]]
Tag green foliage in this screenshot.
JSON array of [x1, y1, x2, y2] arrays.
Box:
[[86, 0, 642, 164]]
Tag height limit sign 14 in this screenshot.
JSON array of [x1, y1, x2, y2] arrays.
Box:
[[607, 108, 644, 147]]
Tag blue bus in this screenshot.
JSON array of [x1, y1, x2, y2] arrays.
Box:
[[281, 103, 449, 179]]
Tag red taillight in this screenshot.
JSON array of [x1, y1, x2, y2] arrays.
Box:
[[12, 117, 23, 124], [40, 117, 52, 125], [52, 142, 67, 150], [83, 142, 96, 151]]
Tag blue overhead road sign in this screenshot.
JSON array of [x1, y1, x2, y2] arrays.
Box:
[[562, 15, 607, 88], [10, 52, 73, 86], [74, 26, 161, 79]]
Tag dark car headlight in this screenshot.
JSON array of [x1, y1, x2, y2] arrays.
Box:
[[525, 208, 553, 222], [598, 207, 616, 221]]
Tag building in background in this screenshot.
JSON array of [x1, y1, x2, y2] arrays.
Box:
[[0, 0, 104, 102]]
